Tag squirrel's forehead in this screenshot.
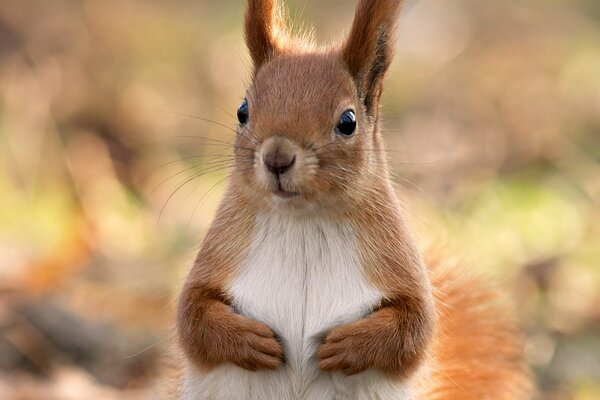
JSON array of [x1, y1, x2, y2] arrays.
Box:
[[250, 54, 355, 108]]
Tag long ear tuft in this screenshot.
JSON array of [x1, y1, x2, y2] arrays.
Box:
[[343, 0, 403, 114], [245, 0, 288, 70]]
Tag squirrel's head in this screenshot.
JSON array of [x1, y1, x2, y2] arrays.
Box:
[[233, 0, 403, 211]]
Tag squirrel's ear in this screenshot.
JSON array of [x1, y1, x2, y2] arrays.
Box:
[[343, 0, 403, 115], [245, 0, 287, 70]]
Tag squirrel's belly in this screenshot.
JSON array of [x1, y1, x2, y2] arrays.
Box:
[[181, 214, 414, 399]]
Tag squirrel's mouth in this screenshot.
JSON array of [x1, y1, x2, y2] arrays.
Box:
[[272, 180, 299, 199], [273, 188, 298, 198]]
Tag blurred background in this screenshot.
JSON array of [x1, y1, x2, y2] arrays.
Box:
[[0, 0, 599, 399]]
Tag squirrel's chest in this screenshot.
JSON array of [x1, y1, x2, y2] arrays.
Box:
[[229, 214, 382, 364]]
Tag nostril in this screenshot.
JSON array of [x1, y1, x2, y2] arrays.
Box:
[[263, 152, 296, 175]]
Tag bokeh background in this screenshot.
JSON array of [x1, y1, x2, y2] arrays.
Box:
[[0, 0, 599, 399]]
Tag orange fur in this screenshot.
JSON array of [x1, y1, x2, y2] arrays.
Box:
[[417, 254, 533, 398]]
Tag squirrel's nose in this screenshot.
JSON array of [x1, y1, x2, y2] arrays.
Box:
[[263, 150, 296, 175]]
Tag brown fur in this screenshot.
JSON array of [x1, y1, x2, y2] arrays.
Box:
[[176, 185, 284, 372], [174, 0, 532, 398], [316, 177, 435, 378], [343, 0, 404, 113]]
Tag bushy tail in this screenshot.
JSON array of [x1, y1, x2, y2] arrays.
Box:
[[420, 255, 533, 399]]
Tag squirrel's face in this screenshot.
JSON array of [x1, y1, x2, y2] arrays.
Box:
[[233, 53, 377, 210], [233, 0, 402, 210]]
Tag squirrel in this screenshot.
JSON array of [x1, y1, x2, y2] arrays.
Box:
[[174, 0, 533, 399]]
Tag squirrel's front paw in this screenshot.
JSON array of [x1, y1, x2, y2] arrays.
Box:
[[317, 307, 429, 377], [317, 320, 375, 375], [230, 319, 284, 371]]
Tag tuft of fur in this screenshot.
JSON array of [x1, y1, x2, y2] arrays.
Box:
[[244, 0, 290, 69], [343, 0, 404, 113]]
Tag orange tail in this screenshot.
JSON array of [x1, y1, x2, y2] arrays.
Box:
[[419, 255, 533, 399]]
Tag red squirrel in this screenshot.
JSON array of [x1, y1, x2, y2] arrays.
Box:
[[175, 0, 532, 398]]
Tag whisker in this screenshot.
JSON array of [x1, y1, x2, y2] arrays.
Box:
[[151, 109, 259, 145], [186, 174, 236, 229], [152, 160, 241, 195], [314, 139, 337, 152], [124, 334, 174, 359], [316, 149, 452, 166], [157, 162, 253, 223], [172, 135, 255, 152], [154, 154, 237, 171], [238, 128, 262, 147], [216, 105, 262, 143], [320, 164, 359, 175], [155, 155, 207, 170], [216, 105, 238, 122], [316, 128, 334, 143], [391, 175, 451, 217]]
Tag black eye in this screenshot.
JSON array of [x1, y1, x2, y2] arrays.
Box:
[[237, 98, 249, 125], [336, 109, 356, 137]]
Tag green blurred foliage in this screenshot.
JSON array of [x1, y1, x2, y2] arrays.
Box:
[[0, 0, 599, 398]]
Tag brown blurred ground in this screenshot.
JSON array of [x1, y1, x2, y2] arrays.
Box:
[[0, 1, 599, 399]]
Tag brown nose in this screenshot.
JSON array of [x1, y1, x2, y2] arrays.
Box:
[[263, 149, 296, 175]]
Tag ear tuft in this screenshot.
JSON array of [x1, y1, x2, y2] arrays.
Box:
[[343, 0, 404, 114], [245, 0, 288, 70]]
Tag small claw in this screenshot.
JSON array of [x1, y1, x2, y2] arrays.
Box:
[[254, 350, 284, 370], [249, 323, 276, 338], [238, 349, 283, 371], [342, 363, 366, 376], [318, 354, 350, 372], [317, 343, 339, 360], [325, 330, 345, 343], [249, 337, 284, 358]]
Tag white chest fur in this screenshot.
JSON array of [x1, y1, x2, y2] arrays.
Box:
[[182, 213, 414, 400]]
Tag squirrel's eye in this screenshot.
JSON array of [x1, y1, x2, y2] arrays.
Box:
[[336, 109, 356, 137], [237, 98, 249, 125]]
